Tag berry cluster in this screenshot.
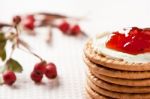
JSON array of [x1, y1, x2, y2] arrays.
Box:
[[12, 13, 87, 43], [0, 14, 58, 86], [0, 12, 86, 86], [31, 61, 57, 83], [2, 61, 57, 86], [58, 21, 81, 36], [21, 15, 83, 36]]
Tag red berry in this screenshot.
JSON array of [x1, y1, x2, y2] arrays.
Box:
[[34, 61, 46, 74], [31, 71, 43, 83], [27, 15, 35, 22], [23, 15, 35, 30], [45, 63, 57, 79], [70, 25, 81, 35], [24, 21, 34, 30], [3, 70, 16, 85], [13, 15, 21, 25], [59, 21, 70, 33]]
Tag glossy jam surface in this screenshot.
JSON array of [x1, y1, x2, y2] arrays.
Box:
[[106, 27, 150, 55]]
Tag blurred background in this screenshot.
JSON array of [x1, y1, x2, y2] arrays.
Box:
[[1, 0, 150, 36], [0, 0, 150, 99]]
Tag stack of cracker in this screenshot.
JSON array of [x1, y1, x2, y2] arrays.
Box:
[[83, 39, 150, 99]]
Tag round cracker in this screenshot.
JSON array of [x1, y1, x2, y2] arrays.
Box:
[[84, 39, 150, 71], [88, 73, 150, 93], [85, 91, 93, 99], [87, 79, 150, 99], [84, 55, 150, 79], [89, 71, 150, 86], [86, 84, 109, 99]]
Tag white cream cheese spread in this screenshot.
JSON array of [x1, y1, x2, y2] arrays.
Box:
[[92, 32, 150, 63]]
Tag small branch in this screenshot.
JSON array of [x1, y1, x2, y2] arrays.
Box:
[[14, 26, 19, 37], [35, 12, 67, 18], [46, 26, 52, 44], [36, 20, 57, 28], [5, 44, 16, 66], [18, 46, 43, 62], [80, 31, 88, 37], [18, 39, 31, 50], [0, 23, 12, 28], [8, 44, 15, 59]]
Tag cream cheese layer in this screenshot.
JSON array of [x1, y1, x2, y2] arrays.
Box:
[[92, 33, 150, 63]]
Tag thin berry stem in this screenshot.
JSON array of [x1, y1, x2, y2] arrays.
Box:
[[18, 47, 43, 62], [0, 23, 12, 28], [14, 24, 43, 61], [28, 49, 43, 61], [15, 26, 19, 41], [46, 26, 52, 44], [8, 44, 15, 59], [81, 31, 88, 37], [4, 44, 16, 67]]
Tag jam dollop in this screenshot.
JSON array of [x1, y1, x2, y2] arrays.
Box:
[[106, 27, 150, 55]]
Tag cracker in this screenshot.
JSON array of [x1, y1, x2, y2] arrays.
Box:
[[85, 84, 109, 99], [87, 79, 150, 99], [85, 91, 93, 99], [87, 73, 150, 93], [84, 39, 150, 71], [83, 55, 150, 79], [89, 71, 150, 86]]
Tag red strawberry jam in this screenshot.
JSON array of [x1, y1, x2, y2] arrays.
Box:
[[106, 27, 150, 55]]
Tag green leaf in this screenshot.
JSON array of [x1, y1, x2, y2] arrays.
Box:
[[0, 41, 6, 49], [1, 49, 6, 61], [0, 33, 6, 41], [0, 49, 6, 61], [0, 33, 6, 49], [0, 33, 7, 61], [6, 58, 23, 73]]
